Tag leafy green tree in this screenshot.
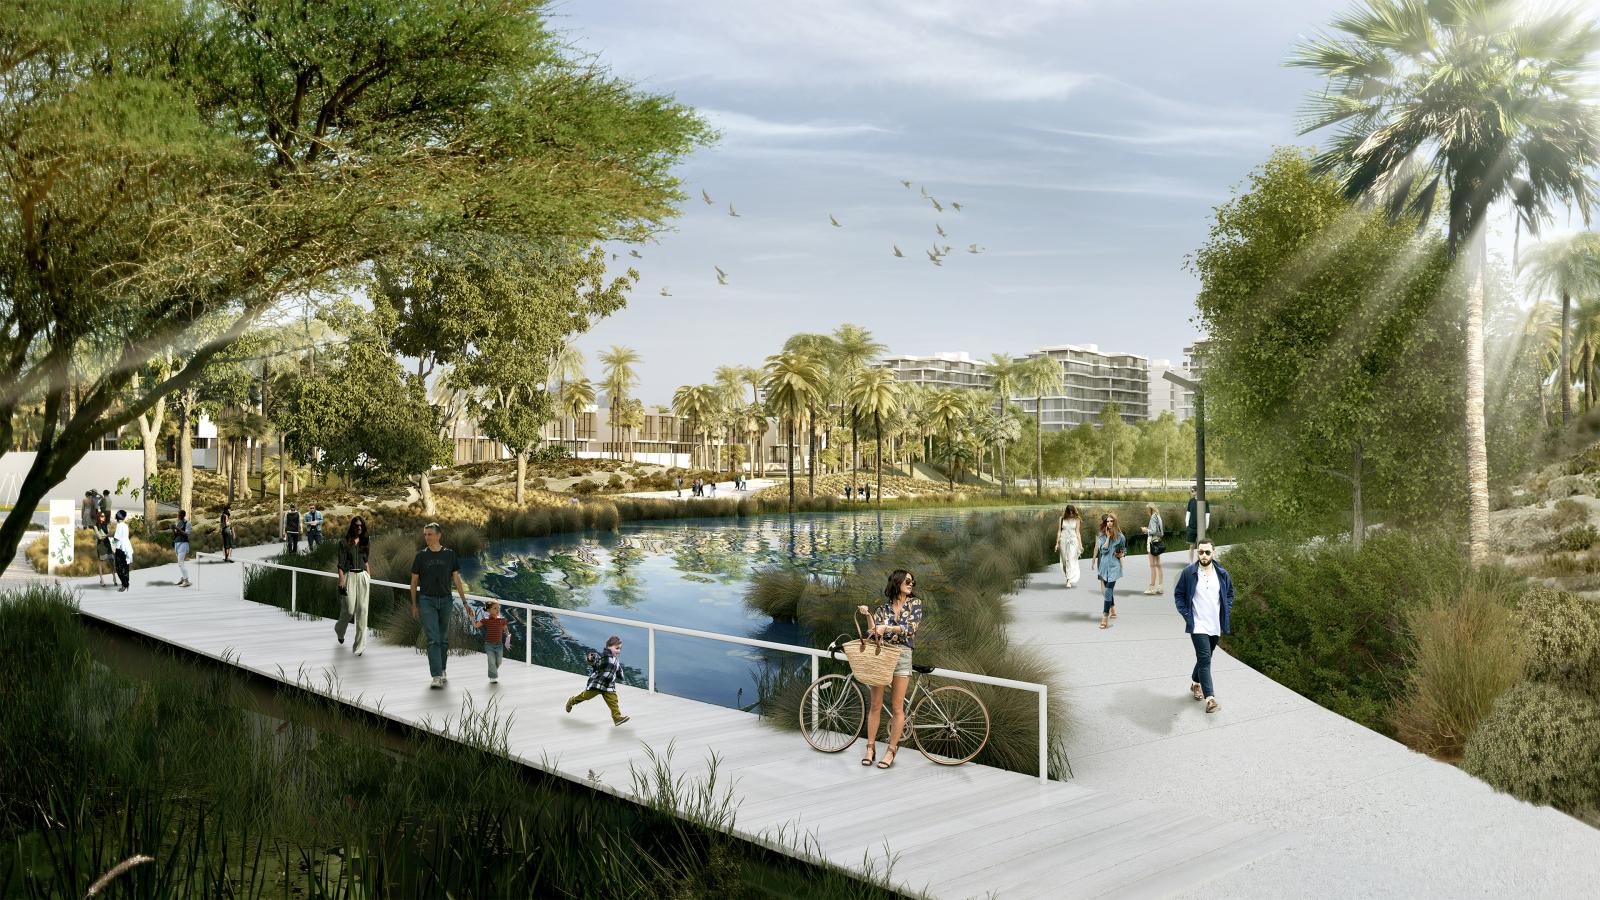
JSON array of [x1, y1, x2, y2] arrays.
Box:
[[280, 342, 442, 487], [1290, 0, 1600, 561], [1190, 148, 1468, 546], [1097, 402, 1135, 487]]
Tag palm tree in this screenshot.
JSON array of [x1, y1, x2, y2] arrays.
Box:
[[1017, 354, 1064, 496], [1570, 299, 1600, 413], [846, 368, 902, 504], [737, 404, 769, 479], [831, 324, 887, 496], [598, 346, 640, 461], [982, 353, 1018, 494], [1520, 233, 1600, 424], [549, 344, 585, 450], [1521, 301, 1563, 426], [763, 351, 826, 509], [927, 389, 967, 491], [1290, 0, 1600, 562], [561, 378, 596, 455], [671, 384, 716, 469], [783, 334, 836, 496]]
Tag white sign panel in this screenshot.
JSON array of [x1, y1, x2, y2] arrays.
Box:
[[48, 498, 76, 574]]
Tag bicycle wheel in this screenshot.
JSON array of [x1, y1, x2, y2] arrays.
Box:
[[799, 674, 865, 753], [910, 685, 990, 765]]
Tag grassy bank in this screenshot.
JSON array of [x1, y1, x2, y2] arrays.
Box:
[[0, 585, 902, 898], [742, 511, 1072, 778]]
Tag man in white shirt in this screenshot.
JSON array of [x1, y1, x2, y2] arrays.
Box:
[[111, 510, 134, 592], [1171, 539, 1234, 713]]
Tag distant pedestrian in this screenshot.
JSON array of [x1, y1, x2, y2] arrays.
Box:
[[99, 489, 111, 519], [304, 504, 324, 552], [284, 504, 301, 554], [219, 506, 235, 563], [93, 511, 113, 587], [1093, 512, 1126, 629], [409, 522, 469, 689], [863, 483, 871, 502], [471, 599, 512, 683], [1054, 505, 1083, 589], [675, 477, 683, 498], [566, 635, 630, 725], [845, 484, 854, 501], [81, 491, 97, 529], [1141, 503, 1165, 595], [336, 516, 372, 656], [709, 479, 717, 497], [1184, 487, 1209, 562], [1172, 539, 1233, 714], [172, 509, 192, 588], [111, 510, 132, 592]]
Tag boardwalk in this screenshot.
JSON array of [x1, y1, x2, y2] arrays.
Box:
[[68, 548, 1286, 900]]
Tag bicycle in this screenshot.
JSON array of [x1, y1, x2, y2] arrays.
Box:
[[798, 635, 991, 765]]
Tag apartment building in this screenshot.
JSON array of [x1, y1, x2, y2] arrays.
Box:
[[879, 352, 993, 391], [1011, 344, 1150, 430]]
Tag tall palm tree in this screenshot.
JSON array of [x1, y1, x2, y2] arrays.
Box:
[[1017, 354, 1064, 496], [1290, 0, 1600, 561], [549, 344, 585, 450], [846, 368, 902, 505], [1570, 298, 1600, 413], [927, 389, 967, 491], [762, 351, 826, 509], [1521, 301, 1563, 426], [982, 353, 1018, 494], [561, 378, 596, 454], [831, 324, 887, 496], [737, 404, 769, 480], [1520, 232, 1600, 424], [671, 384, 716, 469], [783, 334, 836, 496], [598, 346, 640, 461]]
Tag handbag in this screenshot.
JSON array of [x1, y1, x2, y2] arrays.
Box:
[[1150, 536, 1166, 555], [841, 611, 903, 687]]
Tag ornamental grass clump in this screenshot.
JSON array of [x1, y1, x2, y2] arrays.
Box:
[[1462, 682, 1600, 821], [1392, 585, 1526, 761]]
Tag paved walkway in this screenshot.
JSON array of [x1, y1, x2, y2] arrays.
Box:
[[1018, 551, 1600, 899]]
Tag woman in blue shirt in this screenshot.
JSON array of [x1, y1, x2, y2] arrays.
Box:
[[1093, 512, 1126, 629]]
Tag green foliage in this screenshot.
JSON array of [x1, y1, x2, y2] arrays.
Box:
[[1520, 588, 1600, 698], [1221, 528, 1477, 734], [1550, 498, 1589, 531], [1190, 147, 1468, 534], [1462, 682, 1600, 820], [1392, 586, 1526, 761], [1556, 524, 1600, 553]]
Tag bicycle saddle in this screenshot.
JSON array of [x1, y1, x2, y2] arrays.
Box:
[[912, 663, 934, 674]]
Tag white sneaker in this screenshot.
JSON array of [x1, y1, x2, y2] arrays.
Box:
[[430, 676, 444, 689], [354, 648, 363, 657], [489, 675, 498, 683]]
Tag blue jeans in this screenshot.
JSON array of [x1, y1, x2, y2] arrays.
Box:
[[419, 594, 453, 677], [485, 643, 503, 679], [1102, 581, 1116, 614], [1191, 633, 1220, 698]]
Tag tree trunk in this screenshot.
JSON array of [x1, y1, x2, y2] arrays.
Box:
[[418, 471, 437, 516], [135, 397, 167, 528], [1561, 290, 1572, 425], [1466, 228, 1491, 563], [222, 436, 234, 505], [1349, 440, 1365, 552], [807, 405, 816, 497], [875, 412, 884, 505], [515, 451, 527, 504], [178, 400, 193, 515], [787, 418, 797, 510], [850, 408, 858, 499], [1034, 396, 1044, 497]]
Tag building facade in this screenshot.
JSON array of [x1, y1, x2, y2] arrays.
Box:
[[1011, 344, 1150, 430], [879, 352, 993, 391], [1148, 359, 1185, 421]]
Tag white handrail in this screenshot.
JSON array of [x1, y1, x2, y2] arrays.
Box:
[[199, 550, 1054, 781]]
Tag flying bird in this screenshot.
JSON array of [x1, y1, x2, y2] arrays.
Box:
[[893, 244, 904, 257], [929, 198, 944, 213], [628, 249, 642, 259], [951, 202, 963, 212], [715, 265, 728, 285], [611, 253, 618, 261], [901, 180, 912, 189], [967, 243, 983, 254], [919, 185, 929, 198], [829, 214, 841, 227], [925, 249, 942, 266], [728, 203, 740, 217], [935, 223, 947, 237], [702, 189, 713, 205], [942, 244, 952, 255], [660, 286, 672, 296]]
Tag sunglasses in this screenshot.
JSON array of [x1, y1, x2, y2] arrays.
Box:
[[1197, 550, 1213, 556]]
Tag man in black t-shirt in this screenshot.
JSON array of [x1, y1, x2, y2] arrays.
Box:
[[410, 523, 469, 688], [285, 504, 302, 554]]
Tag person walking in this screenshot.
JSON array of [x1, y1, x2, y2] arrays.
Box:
[[675, 476, 683, 498], [111, 510, 133, 592], [81, 491, 97, 530], [284, 504, 301, 555], [99, 489, 111, 520], [304, 504, 324, 552], [1172, 539, 1233, 714], [566, 635, 630, 725], [93, 511, 113, 587], [219, 506, 235, 563], [1092, 512, 1126, 629], [409, 522, 469, 688], [854, 569, 923, 770], [336, 516, 372, 656], [471, 600, 512, 683], [1184, 487, 1210, 563], [1141, 503, 1165, 595], [172, 509, 192, 588], [1054, 505, 1083, 589]]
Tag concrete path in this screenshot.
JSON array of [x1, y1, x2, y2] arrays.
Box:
[[1016, 551, 1600, 899]]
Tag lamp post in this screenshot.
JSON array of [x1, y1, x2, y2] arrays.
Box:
[[1161, 370, 1206, 542]]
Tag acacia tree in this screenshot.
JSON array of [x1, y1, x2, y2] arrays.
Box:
[[0, 0, 707, 573]]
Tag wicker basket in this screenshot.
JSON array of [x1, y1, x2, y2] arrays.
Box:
[[843, 612, 903, 687]]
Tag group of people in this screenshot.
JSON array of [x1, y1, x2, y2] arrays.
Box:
[[283, 503, 325, 554], [674, 474, 749, 498], [843, 483, 874, 501], [80, 489, 193, 592], [1053, 487, 1233, 713]]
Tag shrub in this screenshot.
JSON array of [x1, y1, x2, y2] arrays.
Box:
[[1462, 681, 1600, 819], [1556, 524, 1599, 553], [1520, 588, 1600, 698], [1550, 498, 1589, 531], [1392, 586, 1525, 760], [1220, 528, 1477, 735], [572, 479, 600, 495]]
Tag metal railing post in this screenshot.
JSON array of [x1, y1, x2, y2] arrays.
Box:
[[524, 609, 532, 666], [238, 560, 245, 603], [1037, 686, 1048, 783], [648, 627, 656, 692], [811, 655, 819, 685], [290, 570, 297, 614]]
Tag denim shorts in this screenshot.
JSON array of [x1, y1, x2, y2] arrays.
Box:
[[893, 646, 913, 677]]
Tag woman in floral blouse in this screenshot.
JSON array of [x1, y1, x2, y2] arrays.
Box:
[[854, 569, 924, 770]]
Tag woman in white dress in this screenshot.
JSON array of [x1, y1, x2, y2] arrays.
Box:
[[1055, 505, 1083, 588]]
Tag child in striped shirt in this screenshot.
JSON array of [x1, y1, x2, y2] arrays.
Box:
[[472, 600, 512, 683]]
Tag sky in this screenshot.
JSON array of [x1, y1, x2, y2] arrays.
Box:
[[552, 0, 1441, 406]]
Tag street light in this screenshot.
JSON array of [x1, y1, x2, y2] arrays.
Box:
[[1161, 369, 1207, 543]]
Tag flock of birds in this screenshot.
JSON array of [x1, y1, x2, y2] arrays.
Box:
[[612, 179, 986, 296]]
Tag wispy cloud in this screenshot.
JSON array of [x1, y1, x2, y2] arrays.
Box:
[[701, 109, 894, 141]]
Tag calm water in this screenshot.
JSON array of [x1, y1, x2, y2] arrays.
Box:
[[460, 507, 1033, 709]]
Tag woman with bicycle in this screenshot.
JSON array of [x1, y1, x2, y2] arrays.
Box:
[[855, 569, 923, 770]]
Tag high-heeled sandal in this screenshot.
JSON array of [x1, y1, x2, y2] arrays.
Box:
[[861, 744, 876, 767], [876, 745, 899, 769], [1099, 617, 1109, 629]]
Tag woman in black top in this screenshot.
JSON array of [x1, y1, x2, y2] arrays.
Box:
[[219, 506, 234, 562], [93, 511, 113, 587], [335, 516, 372, 655]]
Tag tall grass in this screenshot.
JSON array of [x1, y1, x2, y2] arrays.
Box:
[[0, 586, 899, 898], [1392, 585, 1526, 761]]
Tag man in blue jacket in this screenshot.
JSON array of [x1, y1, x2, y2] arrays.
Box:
[[1171, 538, 1233, 713]]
